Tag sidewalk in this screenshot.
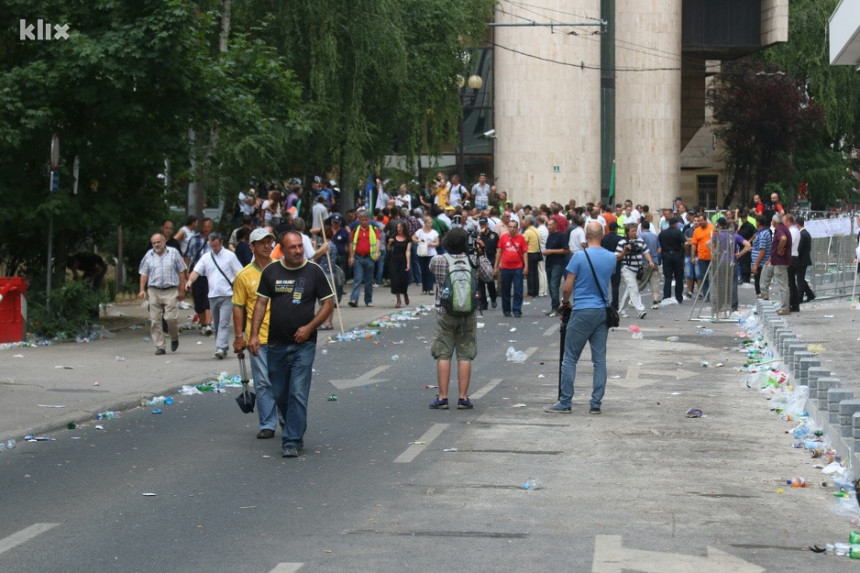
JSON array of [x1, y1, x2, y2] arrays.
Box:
[[0, 288, 439, 442]]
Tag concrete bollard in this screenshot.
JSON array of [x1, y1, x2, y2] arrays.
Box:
[[778, 332, 798, 357], [853, 412, 860, 443], [807, 367, 831, 400], [779, 336, 800, 358], [791, 351, 814, 381], [817, 378, 842, 413], [798, 357, 820, 386], [839, 399, 860, 438]]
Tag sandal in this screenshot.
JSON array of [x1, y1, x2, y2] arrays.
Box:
[[404, 295, 410, 305], [395, 303, 401, 309], [319, 324, 333, 330]]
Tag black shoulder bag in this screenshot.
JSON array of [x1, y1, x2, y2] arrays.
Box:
[[584, 249, 620, 328], [209, 252, 234, 288]]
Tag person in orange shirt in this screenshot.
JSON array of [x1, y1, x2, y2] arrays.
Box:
[[690, 214, 714, 298]]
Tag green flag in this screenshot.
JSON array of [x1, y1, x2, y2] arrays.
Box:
[[608, 159, 616, 203]]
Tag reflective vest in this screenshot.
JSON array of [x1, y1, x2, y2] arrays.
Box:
[[352, 225, 379, 258]]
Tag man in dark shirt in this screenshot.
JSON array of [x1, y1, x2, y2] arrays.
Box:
[[761, 213, 792, 314], [249, 231, 334, 458], [476, 217, 499, 310], [795, 217, 815, 304], [542, 217, 569, 315], [658, 217, 685, 303], [600, 221, 622, 309]]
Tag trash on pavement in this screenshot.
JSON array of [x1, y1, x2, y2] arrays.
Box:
[[685, 408, 703, 418], [506, 346, 528, 363]]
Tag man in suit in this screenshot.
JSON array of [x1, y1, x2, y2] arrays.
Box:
[[795, 217, 815, 304]]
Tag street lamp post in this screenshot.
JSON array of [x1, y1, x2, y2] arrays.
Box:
[[457, 74, 483, 179]]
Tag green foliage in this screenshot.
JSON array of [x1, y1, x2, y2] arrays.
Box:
[[765, 0, 860, 146], [27, 280, 104, 338]]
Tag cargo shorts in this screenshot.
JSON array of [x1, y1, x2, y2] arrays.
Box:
[[430, 312, 478, 361]]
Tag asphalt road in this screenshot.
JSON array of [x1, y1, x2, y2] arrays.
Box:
[[0, 300, 857, 572]]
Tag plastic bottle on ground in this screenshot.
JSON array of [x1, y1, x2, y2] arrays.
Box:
[[96, 411, 119, 420], [523, 478, 540, 491]]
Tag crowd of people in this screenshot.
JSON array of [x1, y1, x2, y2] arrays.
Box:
[[134, 173, 832, 454]]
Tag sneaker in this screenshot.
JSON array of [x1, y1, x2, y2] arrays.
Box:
[[155, 348, 166, 356], [491, 300, 498, 309], [171, 339, 179, 352], [429, 397, 449, 409], [504, 312, 512, 317], [620, 311, 629, 318], [257, 429, 275, 439], [214, 349, 225, 359], [589, 407, 601, 415], [638, 311, 647, 319], [543, 403, 572, 414], [683, 292, 692, 300], [513, 313, 522, 318], [776, 309, 790, 315], [547, 311, 557, 317], [457, 398, 474, 410], [348, 300, 358, 308], [203, 325, 213, 336], [651, 302, 659, 310], [282, 447, 299, 458]]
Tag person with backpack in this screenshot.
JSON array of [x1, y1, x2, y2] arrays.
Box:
[[427, 228, 494, 410]]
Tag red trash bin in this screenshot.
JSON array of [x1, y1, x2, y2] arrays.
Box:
[[0, 277, 28, 343]]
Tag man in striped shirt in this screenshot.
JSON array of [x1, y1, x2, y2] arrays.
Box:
[[139, 234, 187, 355], [752, 216, 772, 298]]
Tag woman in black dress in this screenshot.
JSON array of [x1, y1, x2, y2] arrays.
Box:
[[388, 221, 412, 308]]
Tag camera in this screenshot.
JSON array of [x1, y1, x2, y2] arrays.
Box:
[[466, 229, 484, 256]]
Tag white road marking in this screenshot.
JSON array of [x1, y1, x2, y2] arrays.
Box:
[[592, 535, 764, 573], [524, 346, 538, 359], [609, 365, 697, 389], [330, 364, 391, 389], [543, 325, 558, 337], [394, 423, 449, 463], [269, 563, 304, 573], [469, 378, 503, 400], [0, 523, 60, 556]]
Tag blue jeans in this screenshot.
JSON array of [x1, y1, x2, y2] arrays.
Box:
[[695, 259, 711, 296], [375, 249, 387, 284], [267, 342, 316, 450], [350, 255, 375, 304], [418, 256, 434, 292], [249, 345, 279, 431], [500, 267, 524, 315], [559, 308, 608, 409], [410, 243, 422, 284], [547, 262, 565, 311]]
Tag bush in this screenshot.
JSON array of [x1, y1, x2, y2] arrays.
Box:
[[27, 281, 105, 338]]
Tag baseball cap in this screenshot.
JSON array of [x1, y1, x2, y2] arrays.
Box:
[[328, 213, 344, 224], [329, 179, 337, 187], [608, 221, 619, 230], [479, 217, 488, 224], [668, 217, 679, 225], [444, 205, 455, 211], [249, 228, 275, 243]]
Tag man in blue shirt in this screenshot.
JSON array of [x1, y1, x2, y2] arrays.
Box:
[[542, 218, 569, 316], [544, 222, 616, 415]]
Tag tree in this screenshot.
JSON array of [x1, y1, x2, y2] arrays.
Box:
[[706, 58, 824, 208], [0, 0, 303, 283]]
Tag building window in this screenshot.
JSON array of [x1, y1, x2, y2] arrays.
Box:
[[697, 175, 718, 209]]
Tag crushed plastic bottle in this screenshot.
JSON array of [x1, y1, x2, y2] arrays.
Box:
[[666, 336, 679, 342], [506, 346, 528, 363], [391, 355, 399, 361], [148, 396, 166, 406], [96, 411, 119, 420], [6, 439, 16, 450], [787, 477, 808, 488], [151, 409, 162, 415], [523, 478, 540, 491]]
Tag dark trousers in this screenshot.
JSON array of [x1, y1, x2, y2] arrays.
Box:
[[754, 266, 763, 295], [662, 253, 684, 302], [788, 257, 800, 310], [526, 253, 540, 297], [610, 262, 621, 310], [738, 251, 752, 283], [478, 277, 497, 309], [797, 263, 814, 301]]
